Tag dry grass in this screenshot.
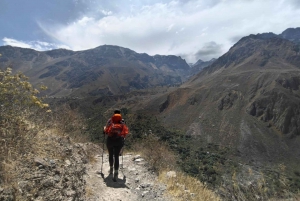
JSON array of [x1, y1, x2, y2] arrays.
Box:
[[47, 104, 89, 143], [0, 100, 92, 188], [83, 142, 102, 164], [159, 170, 221, 201], [1, 160, 17, 185], [131, 134, 177, 171], [131, 134, 221, 201]]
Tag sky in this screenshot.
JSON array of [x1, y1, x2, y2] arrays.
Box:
[[1, 0, 300, 63]]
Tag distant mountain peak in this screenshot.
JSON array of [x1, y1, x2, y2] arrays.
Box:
[[280, 27, 300, 43]]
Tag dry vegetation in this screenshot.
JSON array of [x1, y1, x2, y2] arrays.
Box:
[[131, 134, 221, 200], [131, 134, 177, 171], [0, 67, 97, 200], [159, 171, 221, 201], [129, 130, 300, 200], [0, 67, 49, 184]]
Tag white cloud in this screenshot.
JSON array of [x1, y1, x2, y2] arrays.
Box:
[[101, 10, 113, 16], [10, 0, 300, 63], [3, 38, 32, 49], [2, 37, 70, 51]]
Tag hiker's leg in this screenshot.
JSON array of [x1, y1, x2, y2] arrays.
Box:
[[112, 145, 122, 181], [113, 145, 122, 170], [106, 144, 114, 168]]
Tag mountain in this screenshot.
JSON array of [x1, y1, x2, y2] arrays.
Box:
[[190, 58, 216, 75], [143, 28, 300, 168], [0, 45, 190, 97], [280, 27, 300, 44]]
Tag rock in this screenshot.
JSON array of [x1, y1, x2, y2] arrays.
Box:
[[133, 155, 141, 160], [53, 175, 60, 183], [65, 159, 71, 166], [166, 171, 177, 178], [142, 191, 149, 197], [134, 158, 144, 162], [42, 178, 54, 187], [34, 157, 48, 167], [49, 159, 56, 167], [65, 189, 76, 197], [140, 183, 151, 188]]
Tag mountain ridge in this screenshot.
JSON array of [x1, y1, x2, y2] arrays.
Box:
[[140, 28, 300, 168], [0, 44, 191, 97]]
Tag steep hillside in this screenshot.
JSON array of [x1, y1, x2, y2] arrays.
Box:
[[145, 33, 300, 168], [0, 45, 190, 97]]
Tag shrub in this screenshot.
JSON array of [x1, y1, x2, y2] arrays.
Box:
[[131, 133, 177, 172], [0, 67, 49, 184]]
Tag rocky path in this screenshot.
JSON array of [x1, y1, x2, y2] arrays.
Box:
[[84, 151, 171, 201]]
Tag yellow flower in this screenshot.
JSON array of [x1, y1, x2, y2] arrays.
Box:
[[40, 85, 48, 90], [31, 96, 38, 101], [42, 103, 49, 108], [33, 89, 40, 94]]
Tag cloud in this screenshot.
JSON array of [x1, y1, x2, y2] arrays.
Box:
[[288, 0, 300, 8], [2, 38, 70, 51], [195, 41, 223, 61], [3, 0, 300, 63], [37, 0, 300, 63], [3, 38, 32, 49]]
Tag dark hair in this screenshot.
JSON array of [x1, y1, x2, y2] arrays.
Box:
[[114, 109, 121, 114]]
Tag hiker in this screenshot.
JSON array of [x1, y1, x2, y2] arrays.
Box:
[[103, 109, 129, 182]]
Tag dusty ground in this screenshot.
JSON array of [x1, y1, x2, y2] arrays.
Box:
[[84, 151, 171, 201]]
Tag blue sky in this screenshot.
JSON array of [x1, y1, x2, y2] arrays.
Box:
[[1, 0, 300, 63]]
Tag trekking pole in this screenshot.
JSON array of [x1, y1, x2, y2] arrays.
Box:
[[122, 138, 125, 169], [120, 142, 125, 179], [100, 132, 105, 178], [122, 149, 124, 169]]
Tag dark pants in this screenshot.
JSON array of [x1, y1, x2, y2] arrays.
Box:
[[106, 137, 124, 170]]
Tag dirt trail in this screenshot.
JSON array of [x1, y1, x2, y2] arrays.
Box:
[[84, 151, 171, 201]]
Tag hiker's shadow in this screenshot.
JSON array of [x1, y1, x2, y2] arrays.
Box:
[[103, 173, 130, 189]]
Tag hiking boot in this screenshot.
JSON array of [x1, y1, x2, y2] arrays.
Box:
[[113, 170, 118, 182], [109, 166, 113, 174]]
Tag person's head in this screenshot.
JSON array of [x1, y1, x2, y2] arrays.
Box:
[[114, 109, 121, 114]]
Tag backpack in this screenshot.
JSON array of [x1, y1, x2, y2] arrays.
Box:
[[108, 123, 124, 139], [106, 114, 124, 138]]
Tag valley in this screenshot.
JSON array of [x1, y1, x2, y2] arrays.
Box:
[[1, 27, 300, 200]]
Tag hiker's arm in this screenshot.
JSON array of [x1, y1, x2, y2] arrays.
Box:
[[103, 118, 112, 134], [121, 124, 129, 138]]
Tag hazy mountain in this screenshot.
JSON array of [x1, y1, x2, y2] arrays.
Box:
[[280, 27, 300, 44], [144, 28, 300, 167], [0, 45, 190, 97], [190, 58, 216, 75]]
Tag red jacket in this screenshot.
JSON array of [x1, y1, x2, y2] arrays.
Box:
[[104, 114, 129, 138]]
